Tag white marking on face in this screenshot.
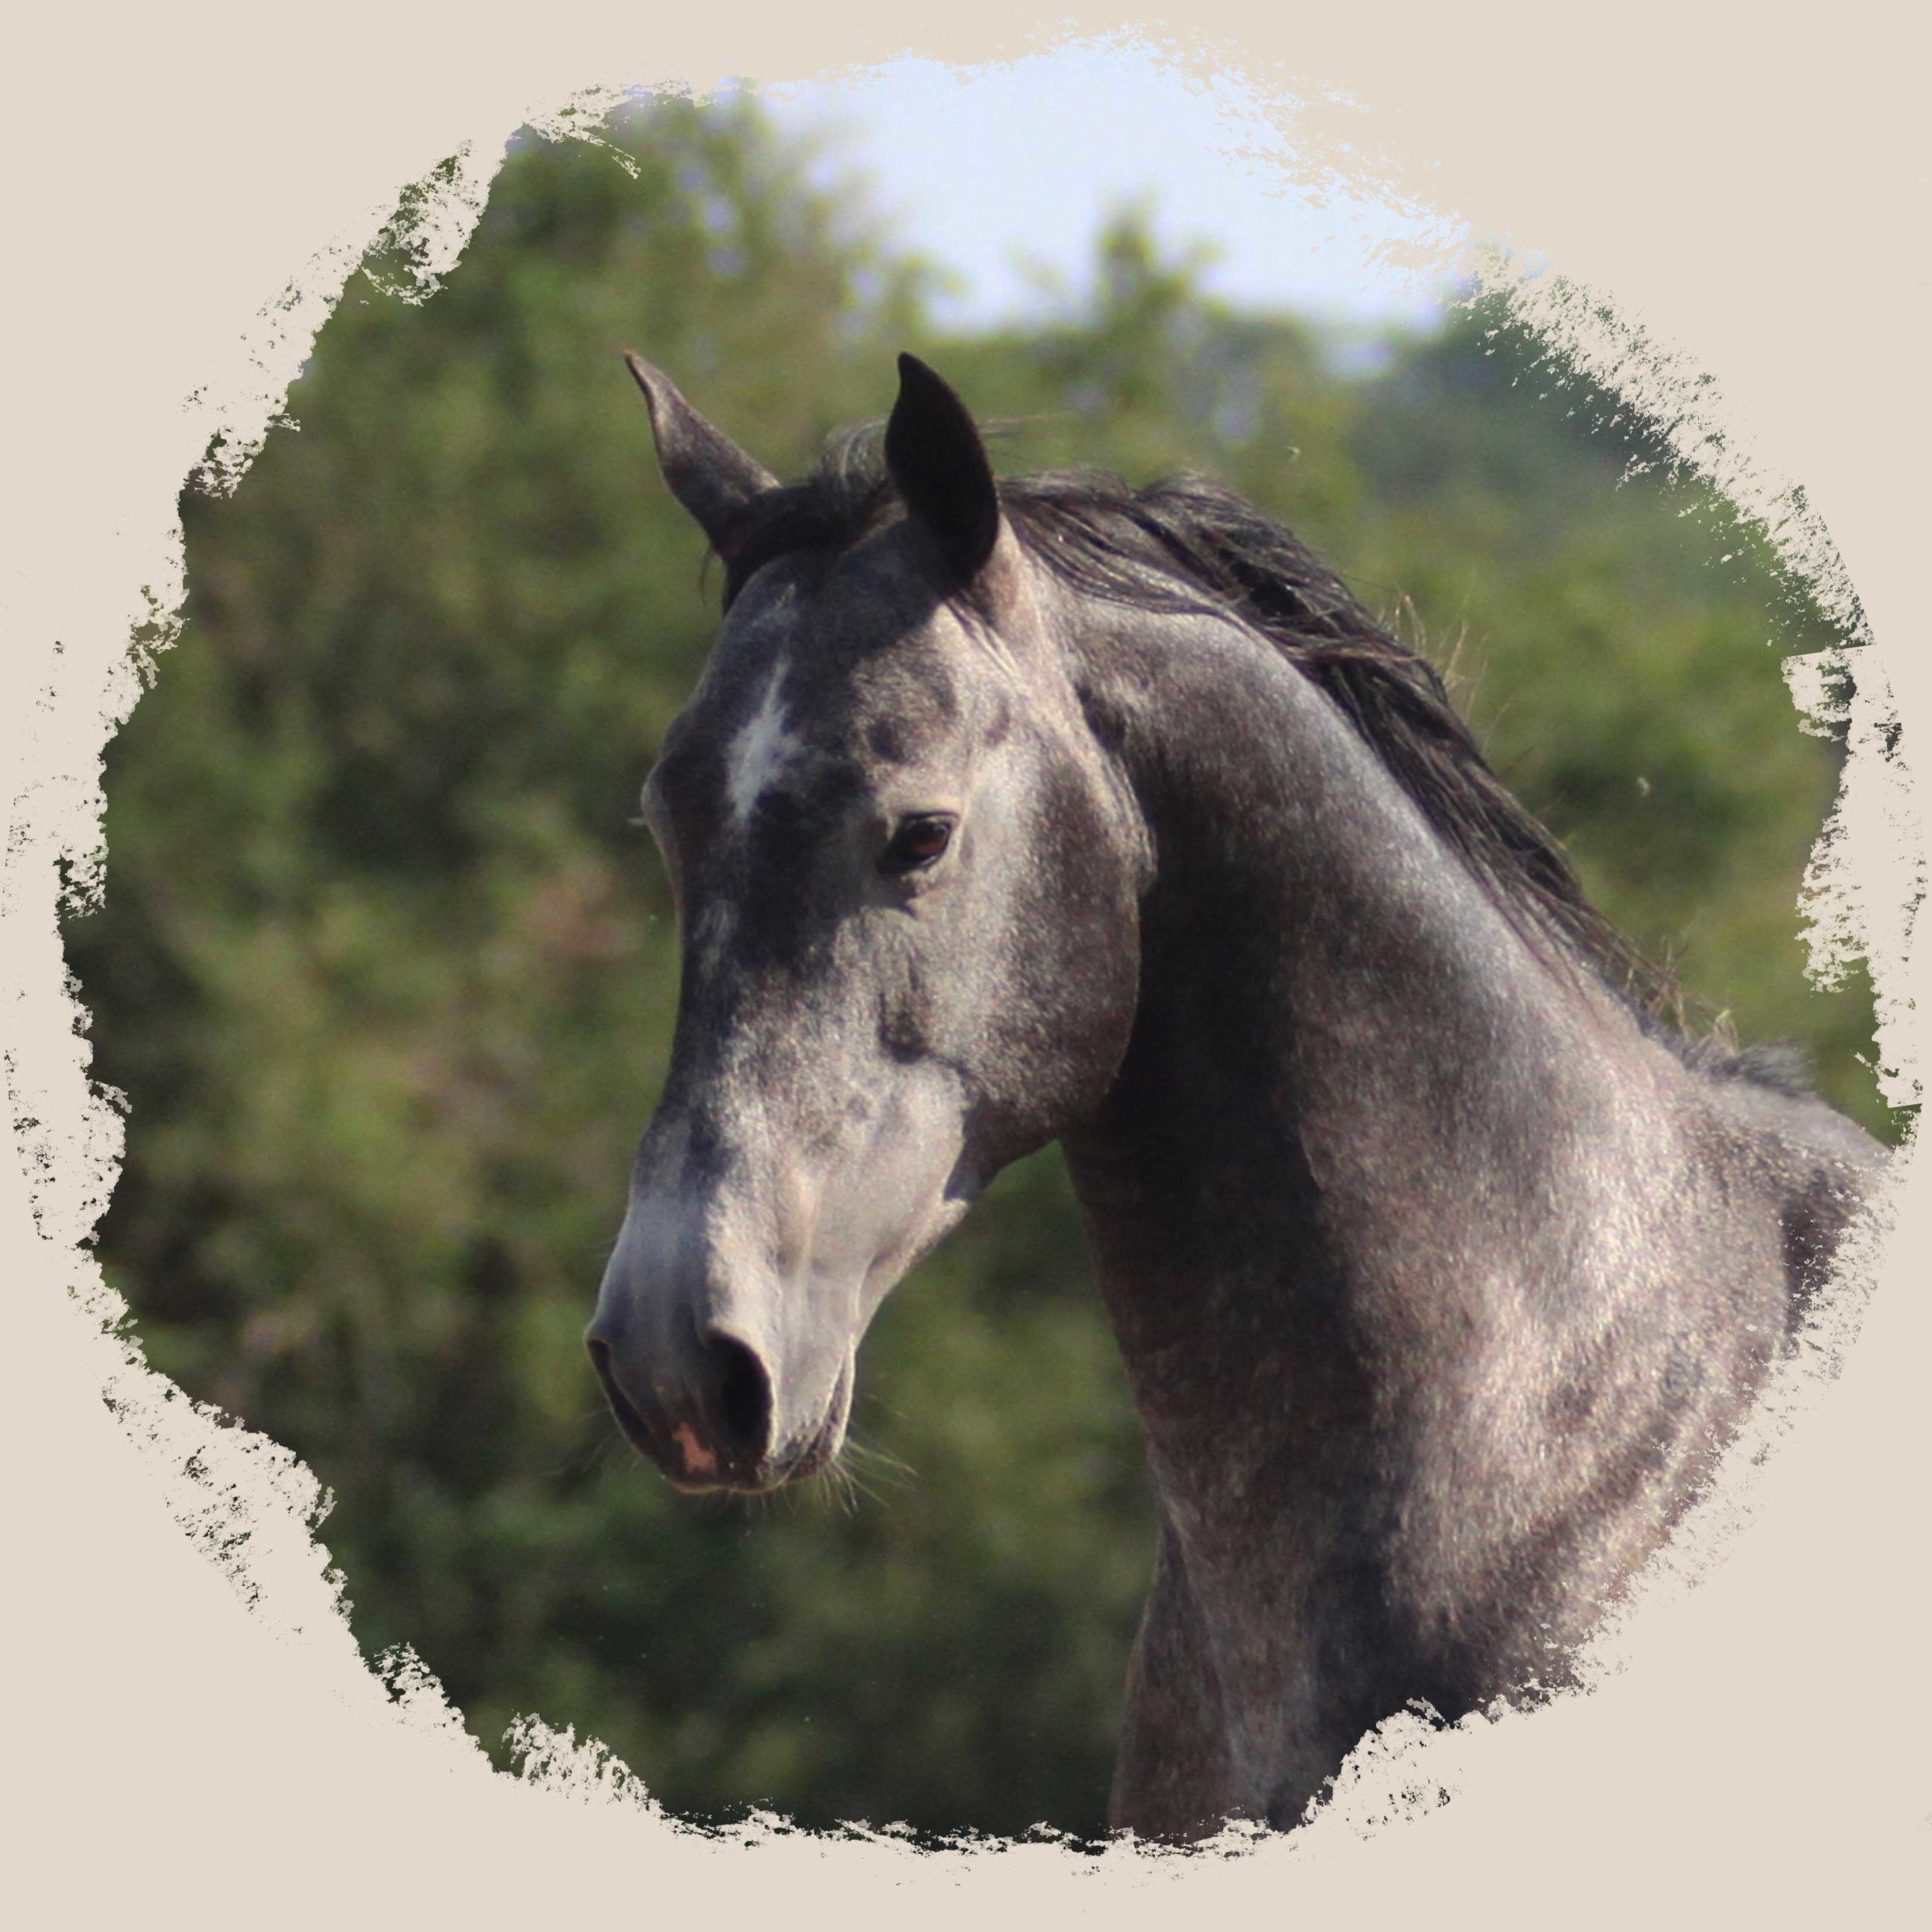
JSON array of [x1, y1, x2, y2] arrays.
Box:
[[725, 663, 802, 829]]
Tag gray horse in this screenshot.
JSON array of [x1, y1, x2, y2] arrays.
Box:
[[585, 351, 1881, 1839]]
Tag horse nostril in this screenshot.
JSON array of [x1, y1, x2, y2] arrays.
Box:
[[586, 1334, 655, 1447], [703, 1329, 773, 1462], [585, 1334, 628, 1406], [585, 1332, 617, 1398]]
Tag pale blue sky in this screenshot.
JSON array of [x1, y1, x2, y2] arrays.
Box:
[[755, 46, 1465, 340]]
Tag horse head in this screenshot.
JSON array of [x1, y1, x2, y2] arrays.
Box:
[[586, 355, 1145, 1492]]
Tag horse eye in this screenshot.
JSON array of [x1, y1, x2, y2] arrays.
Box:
[[881, 814, 956, 875]]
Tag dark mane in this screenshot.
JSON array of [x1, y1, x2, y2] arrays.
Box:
[[719, 428, 1764, 1065]]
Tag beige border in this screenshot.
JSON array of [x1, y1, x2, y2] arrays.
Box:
[[4, 5, 1924, 1923]]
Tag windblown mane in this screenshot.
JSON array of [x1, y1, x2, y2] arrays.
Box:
[[718, 428, 1799, 1088]]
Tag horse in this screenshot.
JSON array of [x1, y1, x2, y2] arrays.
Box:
[[583, 349, 1883, 1840]]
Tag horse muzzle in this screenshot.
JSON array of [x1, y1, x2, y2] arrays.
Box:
[[585, 1310, 854, 1494]]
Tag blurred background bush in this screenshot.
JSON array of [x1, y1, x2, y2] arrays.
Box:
[[67, 94, 1891, 1842]]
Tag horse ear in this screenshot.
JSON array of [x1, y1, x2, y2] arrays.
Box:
[[884, 353, 1002, 583], [623, 352, 777, 558]]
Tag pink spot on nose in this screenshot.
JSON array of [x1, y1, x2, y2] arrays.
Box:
[[672, 1422, 718, 1478]]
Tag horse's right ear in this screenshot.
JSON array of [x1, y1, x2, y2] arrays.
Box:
[[623, 353, 777, 558], [884, 352, 1003, 583]]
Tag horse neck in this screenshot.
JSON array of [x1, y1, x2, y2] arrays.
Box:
[[1058, 603, 1678, 1531]]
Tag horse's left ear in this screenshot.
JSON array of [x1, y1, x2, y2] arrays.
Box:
[[884, 353, 1005, 585], [623, 352, 777, 561]]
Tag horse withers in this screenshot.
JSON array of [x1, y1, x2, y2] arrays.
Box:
[[583, 350, 1883, 1838]]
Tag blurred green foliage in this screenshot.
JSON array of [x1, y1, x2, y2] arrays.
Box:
[[69, 95, 1890, 1843]]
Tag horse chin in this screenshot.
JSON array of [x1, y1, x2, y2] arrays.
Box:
[[775, 1349, 857, 1487]]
